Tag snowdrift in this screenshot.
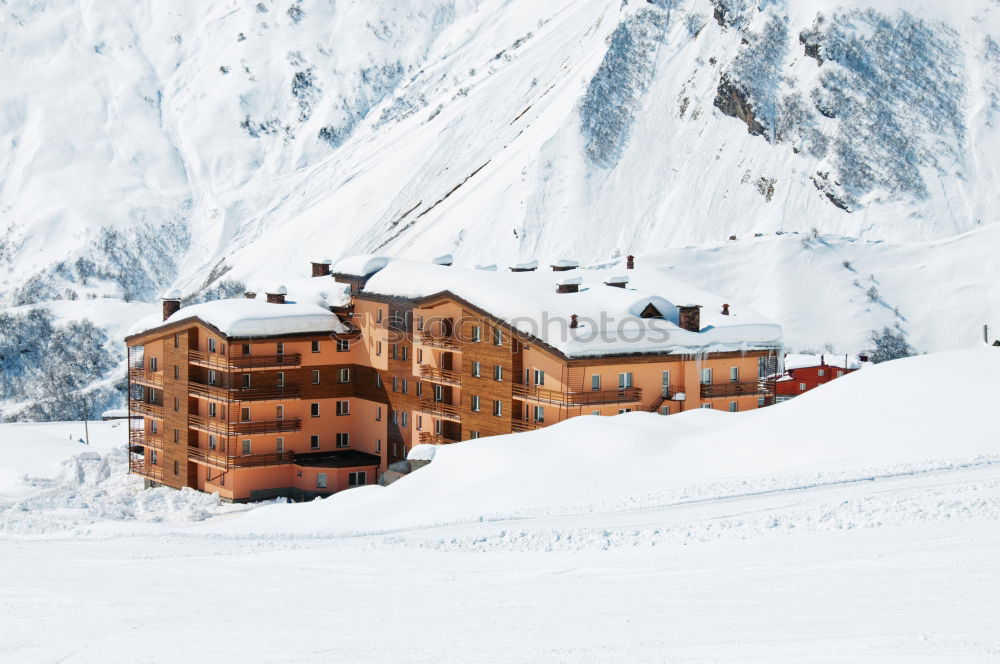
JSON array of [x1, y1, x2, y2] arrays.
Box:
[[229, 348, 1000, 534]]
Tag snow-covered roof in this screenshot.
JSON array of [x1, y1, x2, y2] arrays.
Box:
[[332, 254, 391, 277], [552, 258, 579, 268], [784, 353, 861, 371], [357, 258, 782, 357], [128, 297, 346, 339]]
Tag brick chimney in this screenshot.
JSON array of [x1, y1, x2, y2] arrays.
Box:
[[626, 255, 635, 270], [604, 275, 628, 289], [721, 303, 730, 316], [556, 276, 582, 293], [677, 305, 702, 332], [266, 286, 288, 304], [311, 259, 332, 277], [570, 314, 579, 329], [162, 291, 182, 321]]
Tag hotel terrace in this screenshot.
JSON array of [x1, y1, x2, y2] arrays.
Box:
[[125, 255, 783, 501]]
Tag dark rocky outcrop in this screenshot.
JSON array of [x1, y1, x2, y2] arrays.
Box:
[[713, 75, 765, 136]]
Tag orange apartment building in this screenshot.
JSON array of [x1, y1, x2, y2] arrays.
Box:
[[126, 255, 782, 501]]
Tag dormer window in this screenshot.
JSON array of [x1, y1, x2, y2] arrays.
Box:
[[639, 303, 664, 319]]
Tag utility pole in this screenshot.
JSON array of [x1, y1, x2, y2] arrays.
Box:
[[985, 324, 990, 344], [83, 419, 90, 445]]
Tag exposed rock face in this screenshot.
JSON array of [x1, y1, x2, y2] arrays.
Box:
[[714, 75, 765, 136]]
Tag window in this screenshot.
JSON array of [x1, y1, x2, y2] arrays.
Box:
[[403, 346, 410, 361], [242, 374, 251, 388], [310, 435, 320, 450], [728, 401, 738, 412], [173, 460, 180, 475], [276, 371, 285, 387], [417, 415, 423, 431], [660, 406, 670, 416], [348, 471, 366, 487], [336, 338, 349, 352], [592, 410, 601, 416], [316, 473, 328, 489], [209, 402, 217, 417], [276, 405, 284, 419], [494, 365, 503, 381], [376, 308, 383, 323], [208, 434, 216, 450], [339, 368, 350, 383], [375, 373, 382, 388], [618, 372, 633, 389], [799, 382, 807, 391], [401, 379, 409, 394], [618, 408, 632, 414], [701, 368, 713, 385], [240, 407, 250, 422], [311, 403, 320, 417], [392, 376, 399, 392], [208, 370, 218, 386], [416, 382, 423, 397], [220, 474, 224, 486], [470, 431, 480, 439], [391, 344, 398, 360], [149, 356, 158, 372], [817, 368, 825, 377], [730, 367, 739, 383], [417, 316, 424, 331], [336, 400, 350, 416], [311, 340, 320, 353], [174, 429, 180, 443], [391, 410, 398, 425], [376, 341, 383, 356], [471, 325, 481, 342], [276, 342, 284, 355], [836, 370, 844, 377], [173, 334, 179, 348], [208, 338, 217, 353], [242, 439, 251, 454], [591, 374, 601, 391], [661, 371, 671, 396], [375, 406, 382, 421], [434, 420, 443, 435], [376, 438, 382, 453], [150, 420, 158, 434], [701, 403, 713, 409], [150, 450, 158, 465], [434, 384, 443, 402], [275, 437, 284, 453], [173, 396, 179, 412], [493, 328, 503, 346], [757, 397, 765, 407], [173, 365, 179, 379], [312, 369, 320, 385], [493, 400, 503, 417], [400, 412, 408, 427], [241, 344, 251, 355], [533, 369, 545, 386], [336, 432, 350, 448], [472, 361, 481, 377], [471, 395, 481, 412], [417, 348, 423, 363], [533, 406, 544, 422]]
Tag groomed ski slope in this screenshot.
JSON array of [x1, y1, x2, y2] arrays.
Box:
[[0, 350, 998, 662]]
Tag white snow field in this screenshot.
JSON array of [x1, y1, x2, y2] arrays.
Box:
[[1, 350, 999, 662]]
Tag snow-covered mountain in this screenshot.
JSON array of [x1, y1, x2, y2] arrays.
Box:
[[3, 0, 999, 418]]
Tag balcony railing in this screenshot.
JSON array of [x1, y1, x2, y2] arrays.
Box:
[[188, 414, 303, 436], [418, 332, 461, 350], [130, 399, 164, 418], [128, 367, 163, 387], [510, 419, 541, 433], [419, 365, 462, 386], [129, 457, 163, 482], [700, 381, 769, 398], [187, 447, 295, 469], [418, 399, 462, 421], [418, 432, 461, 445], [189, 350, 302, 370], [512, 384, 643, 406], [188, 381, 300, 401], [128, 428, 164, 450]]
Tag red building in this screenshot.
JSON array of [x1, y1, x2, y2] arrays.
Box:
[[774, 354, 860, 401]]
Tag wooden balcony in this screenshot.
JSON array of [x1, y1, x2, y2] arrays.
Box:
[[128, 457, 163, 482], [128, 367, 163, 387], [512, 384, 643, 406], [418, 399, 462, 421], [700, 381, 769, 398], [417, 332, 461, 351], [188, 414, 302, 436], [510, 419, 541, 433], [419, 365, 462, 386], [187, 447, 294, 469], [128, 428, 164, 450], [418, 431, 461, 445], [188, 381, 300, 402], [189, 350, 302, 370], [129, 399, 164, 418]]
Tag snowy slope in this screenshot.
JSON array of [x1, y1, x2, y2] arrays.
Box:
[[3, 0, 1000, 418]]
